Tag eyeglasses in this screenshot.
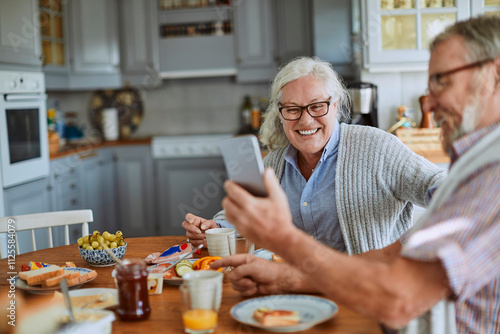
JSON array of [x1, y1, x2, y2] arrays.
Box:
[[278, 98, 331, 121], [427, 58, 494, 96]]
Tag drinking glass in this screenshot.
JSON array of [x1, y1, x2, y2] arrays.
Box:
[[180, 283, 218, 334], [227, 234, 255, 256]]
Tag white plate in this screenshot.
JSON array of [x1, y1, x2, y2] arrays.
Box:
[[254, 248, 274, 261], [151, 259, 197, 285], [15, 267, 96, 295], [68, 288, 118, 309], [230, 295, 338, 332]]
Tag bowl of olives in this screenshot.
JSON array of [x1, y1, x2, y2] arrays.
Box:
[[78, 230, 127, 267]]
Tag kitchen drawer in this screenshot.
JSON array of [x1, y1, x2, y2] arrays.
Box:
[[59, 177, 80, 196], [60, 194, 82, 210], [51, 164, 79, 183]]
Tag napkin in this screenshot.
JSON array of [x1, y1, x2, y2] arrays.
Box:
[[144, 243, 193, 264]]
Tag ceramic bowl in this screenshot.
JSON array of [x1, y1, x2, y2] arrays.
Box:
[[78, 243, 127, 267]]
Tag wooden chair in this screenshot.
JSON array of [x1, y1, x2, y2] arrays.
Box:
[[0, 209, 93, 258]]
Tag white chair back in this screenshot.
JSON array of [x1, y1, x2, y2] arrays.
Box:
[[0, 209, 93, 258]]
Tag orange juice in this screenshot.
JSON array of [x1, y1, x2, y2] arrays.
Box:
[[182, 309, 218, 331]]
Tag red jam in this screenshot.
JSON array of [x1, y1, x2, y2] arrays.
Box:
[[116, 259, 151, 321]]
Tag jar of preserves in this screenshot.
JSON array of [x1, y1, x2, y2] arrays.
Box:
[[116, 259, 151, 321]]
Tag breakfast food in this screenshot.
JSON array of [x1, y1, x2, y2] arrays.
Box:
[[253, 307, 300, 326], [175, 259, 194, 277], [157, 256, 223, 280], [19, 265, 64, 285], [77, 230, 126, 250], [144, 243, 193, 264], [18, 266, 97, 288]]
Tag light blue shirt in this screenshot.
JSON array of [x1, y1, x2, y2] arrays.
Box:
[[281, 120, 345, 251]]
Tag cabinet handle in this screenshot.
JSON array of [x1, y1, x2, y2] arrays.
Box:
[[54, 172, 60, 179], [99, 160, 105, 166], [46, 185, 53, 191], [70, 183, 76, 190], [69, 168, 75, 174], [71, 199, 78, 206]]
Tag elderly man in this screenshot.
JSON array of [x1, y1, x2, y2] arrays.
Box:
[[213, 16, 500, 333]]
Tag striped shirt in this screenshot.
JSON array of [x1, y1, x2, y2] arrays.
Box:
[[401, 123, 500, 334]]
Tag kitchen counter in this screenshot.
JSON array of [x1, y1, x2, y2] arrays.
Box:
[[50, 137, 152, 160]]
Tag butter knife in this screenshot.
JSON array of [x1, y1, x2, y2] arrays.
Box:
[[152, 244, 203, 273], [60, 278, 75, 323]]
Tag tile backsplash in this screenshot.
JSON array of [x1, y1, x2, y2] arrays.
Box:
[[47, 76, 269, 138]]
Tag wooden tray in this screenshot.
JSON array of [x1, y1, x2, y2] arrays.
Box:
[[396, 128, 450, 163]]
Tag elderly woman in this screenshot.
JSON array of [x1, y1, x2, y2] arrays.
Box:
[[183, 56, 445, 255]]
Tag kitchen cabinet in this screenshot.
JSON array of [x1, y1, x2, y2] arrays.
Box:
[[119, 0, 160, 87], [234, 0, 277, 82], [362, 0, 470, 72], [81, 148, 117, 235], [115, 145, 156, 238], [0, 0, 42, 69], [471, 0, 500, 16], [275, 0, 313, 66], [313, 0, 354, 79], [3, 178, 52, 253], [155, 157, 227, 236], [68, 0, 121, 88], [157, 3, 236, 79], [49, 154, 85, 245]]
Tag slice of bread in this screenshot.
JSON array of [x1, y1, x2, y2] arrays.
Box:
[[19, 266, 63, 285], [66, 270, 97, 287], [253, 307, 300, 326], [41, 270, 81, 287]]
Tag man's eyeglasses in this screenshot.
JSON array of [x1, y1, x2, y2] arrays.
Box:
[[279, 98, 331, 121], [427, 58, 495, 96]]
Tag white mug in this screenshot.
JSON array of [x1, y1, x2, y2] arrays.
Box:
[[205, 228, 235, 257]]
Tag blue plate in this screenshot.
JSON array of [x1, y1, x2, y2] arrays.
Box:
[[230, 294, 338, 332]]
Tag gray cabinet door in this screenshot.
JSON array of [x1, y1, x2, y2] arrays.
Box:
[[69, 0, 120, 74], [80, 149, 117, 234], [115, 146, 155, 237], [119, 0, 160, 87], [155, 157, 227, 236], [234, 0, 277, 82], [3, 178, 52, 253], [275, 0, 313, 66], [0, 0, 42, 68]]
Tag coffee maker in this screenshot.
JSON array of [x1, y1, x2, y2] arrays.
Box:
[[347, 82, 378, 128]]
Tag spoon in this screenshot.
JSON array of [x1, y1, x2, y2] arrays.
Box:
[[60, 278, 75, 323], [98, 240, 124, 266]]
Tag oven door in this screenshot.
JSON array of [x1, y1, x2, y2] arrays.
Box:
[[0, 94, 49, 188]]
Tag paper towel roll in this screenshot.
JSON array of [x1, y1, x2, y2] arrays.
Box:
[[102, 108, 119, 141]]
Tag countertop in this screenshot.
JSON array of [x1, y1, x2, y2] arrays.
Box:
[[50, 137, 152, 160]]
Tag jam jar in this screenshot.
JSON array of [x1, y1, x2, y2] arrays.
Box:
[[116, 259, 151, 321]]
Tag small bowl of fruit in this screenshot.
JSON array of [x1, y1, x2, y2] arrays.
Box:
[[78, 230, 127, 267]]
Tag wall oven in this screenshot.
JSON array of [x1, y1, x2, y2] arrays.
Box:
[[0, 71, 49, 188]]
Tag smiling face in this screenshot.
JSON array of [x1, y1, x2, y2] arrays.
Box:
[[279, 76, 337, 157], [427, 35, 496, 152]]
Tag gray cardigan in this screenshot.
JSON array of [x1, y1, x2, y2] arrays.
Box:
[[215, 123, 446, 255]]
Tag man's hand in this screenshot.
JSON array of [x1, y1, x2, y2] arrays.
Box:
[[181, 213, 218, 248], [222, 168, 295, 251], [211, 254, 312, 297]]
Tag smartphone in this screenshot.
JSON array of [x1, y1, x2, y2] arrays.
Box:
[[220, 135, 267, 197]]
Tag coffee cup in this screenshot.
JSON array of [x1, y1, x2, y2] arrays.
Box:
[[205, 228, 235, 257]]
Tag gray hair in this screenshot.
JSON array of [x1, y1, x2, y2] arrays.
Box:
[[430, 15, 500, 63], [259, 56, 350, 150]]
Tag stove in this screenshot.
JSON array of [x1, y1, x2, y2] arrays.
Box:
[[151, 134, 233, 159]]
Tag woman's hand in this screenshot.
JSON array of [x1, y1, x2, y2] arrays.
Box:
[[181, 213, 218, 248], [222, 168, 295, 251]]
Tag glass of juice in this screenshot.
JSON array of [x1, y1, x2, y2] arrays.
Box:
[[180, 283, 218, 333]]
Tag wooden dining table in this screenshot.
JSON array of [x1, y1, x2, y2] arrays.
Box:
[[0, 236, 383, 333]]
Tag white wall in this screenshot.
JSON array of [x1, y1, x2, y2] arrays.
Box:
[[361, 70, 428, 131], [47, 77, 269, 138]]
